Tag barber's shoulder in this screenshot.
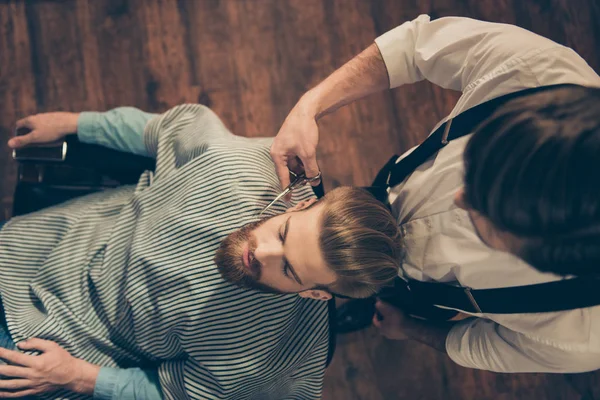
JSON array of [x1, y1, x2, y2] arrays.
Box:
[[526, 45, 600, 88]]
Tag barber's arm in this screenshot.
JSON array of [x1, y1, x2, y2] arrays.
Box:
[[445, 317, 600, 373], [271, 41, 389, 191], [373, 300, 453, 353], [271, 14, 567, 189], [8, 107, 158, 157], [0, 339, 162, 399], [374, 301, 600, 373]]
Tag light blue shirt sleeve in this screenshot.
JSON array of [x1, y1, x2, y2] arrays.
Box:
[[93, 367, 163, 400], [77, 107, 159, 157]]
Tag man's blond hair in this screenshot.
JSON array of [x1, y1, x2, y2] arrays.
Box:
[[318, 187, 401, 298]]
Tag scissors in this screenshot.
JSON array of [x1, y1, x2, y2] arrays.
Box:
[[260, 170, 322, 216]]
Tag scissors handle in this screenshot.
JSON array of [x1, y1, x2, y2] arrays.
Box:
[[289, 171, 321, 189]]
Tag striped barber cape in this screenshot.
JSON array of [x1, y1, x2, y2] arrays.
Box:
[[0, 104, 329, 399]]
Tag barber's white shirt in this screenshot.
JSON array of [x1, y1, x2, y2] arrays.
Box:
[[375, 15, 600, 373]]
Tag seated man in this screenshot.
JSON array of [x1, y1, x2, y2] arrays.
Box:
[[0, 105, 401, 399]]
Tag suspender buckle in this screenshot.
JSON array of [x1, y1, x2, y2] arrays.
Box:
[[464, 287, 482, 313], [441, 119, 452, 145]]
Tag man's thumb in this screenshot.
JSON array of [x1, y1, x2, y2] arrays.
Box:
[[8, 130, 37, 149]]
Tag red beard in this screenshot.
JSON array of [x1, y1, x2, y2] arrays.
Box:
[[214, 218, 281, 293]]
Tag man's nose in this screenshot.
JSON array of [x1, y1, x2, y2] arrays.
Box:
[[254, 242, 284, 264]]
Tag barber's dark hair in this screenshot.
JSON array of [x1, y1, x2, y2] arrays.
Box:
[[463, 85, 600, 277]]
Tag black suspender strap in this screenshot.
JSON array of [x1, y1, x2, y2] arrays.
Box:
[[372, 84, 579, 189], [405, 277, 600, 314], [368, 83, 600, 315]]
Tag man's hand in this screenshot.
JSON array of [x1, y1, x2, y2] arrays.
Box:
[[372, 300, 412, 340], [0, 339, 99, 398], [8, 112, 79, 149], [270, 96, 322, 194], [373, 300, 457, 353]]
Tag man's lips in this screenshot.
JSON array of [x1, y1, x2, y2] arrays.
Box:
[[242, 246, 252, 270]]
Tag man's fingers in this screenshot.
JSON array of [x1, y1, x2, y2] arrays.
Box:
[[0, 379, 34, 390], [299, 154, 320, 186], [17, 338, 55, 353], [15, 117, 34, 129], [0, 348, 35, 368], [0, 389, 39, 398], [8, 130, 37, 149], [0, 365, 33, 379], [375, 300, 397, 316]]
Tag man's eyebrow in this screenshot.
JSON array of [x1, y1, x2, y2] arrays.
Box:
[[282, 216, 303, 285]]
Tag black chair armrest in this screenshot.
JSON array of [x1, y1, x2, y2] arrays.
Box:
[[12, 135, 155, 216]]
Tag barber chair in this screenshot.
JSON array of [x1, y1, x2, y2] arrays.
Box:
[[12, 133, 155, 217], [11, 136, 337, 366]]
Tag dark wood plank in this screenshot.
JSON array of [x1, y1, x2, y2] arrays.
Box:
[[178, 0, 243, 132], [22, 0, 91, 111], [0, 1, 36, 219], [223, 0, 283, 138], [85, 0, 152, 110], [135, 0, 200, 108]]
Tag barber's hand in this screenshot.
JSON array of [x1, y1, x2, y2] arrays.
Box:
[[0, 339, 97, 397], [271, 99, 321, 196], [8, 112, 79, 149], [372, 300, 412, 340]]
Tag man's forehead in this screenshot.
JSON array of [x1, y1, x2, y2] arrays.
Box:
[[286, 205, 333, 282]]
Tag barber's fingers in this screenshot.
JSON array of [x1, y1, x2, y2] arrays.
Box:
[[372, 312, 383, 329], [286, 156, 303, 175], [298, 152, 320, 186], [8, 129, 39, 149], [375, 300, 398, 317], [271, 149, 292, 191]]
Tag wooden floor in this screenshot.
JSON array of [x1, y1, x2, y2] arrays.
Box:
[[1, 0, 600, 399]]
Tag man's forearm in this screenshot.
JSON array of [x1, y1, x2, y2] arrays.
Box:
[[301, 43, 389, 120], [403, 317, 455, 353]]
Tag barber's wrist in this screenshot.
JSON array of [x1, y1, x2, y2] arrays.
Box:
[[300, 88, 327, 121]]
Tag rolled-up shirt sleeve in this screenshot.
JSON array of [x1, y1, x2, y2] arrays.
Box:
[[374, 15, 562, 91], [94, 367, 162, 400], [77, 107, 158, 157], [446, 318, 600, 373]]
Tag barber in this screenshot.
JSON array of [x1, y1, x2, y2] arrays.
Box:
[[270, 15, 600, 373]]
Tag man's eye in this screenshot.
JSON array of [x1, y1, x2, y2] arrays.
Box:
[[281, 263, 289, 278]]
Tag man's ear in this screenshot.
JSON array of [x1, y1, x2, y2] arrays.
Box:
[[286, 198, 318, 213], [298, 289, 332, 301]]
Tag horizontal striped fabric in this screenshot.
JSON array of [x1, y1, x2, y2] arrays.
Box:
[[0, 105, 328, 399]]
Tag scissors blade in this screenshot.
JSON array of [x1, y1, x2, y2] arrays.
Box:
[[259, 187, 292, 216]]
